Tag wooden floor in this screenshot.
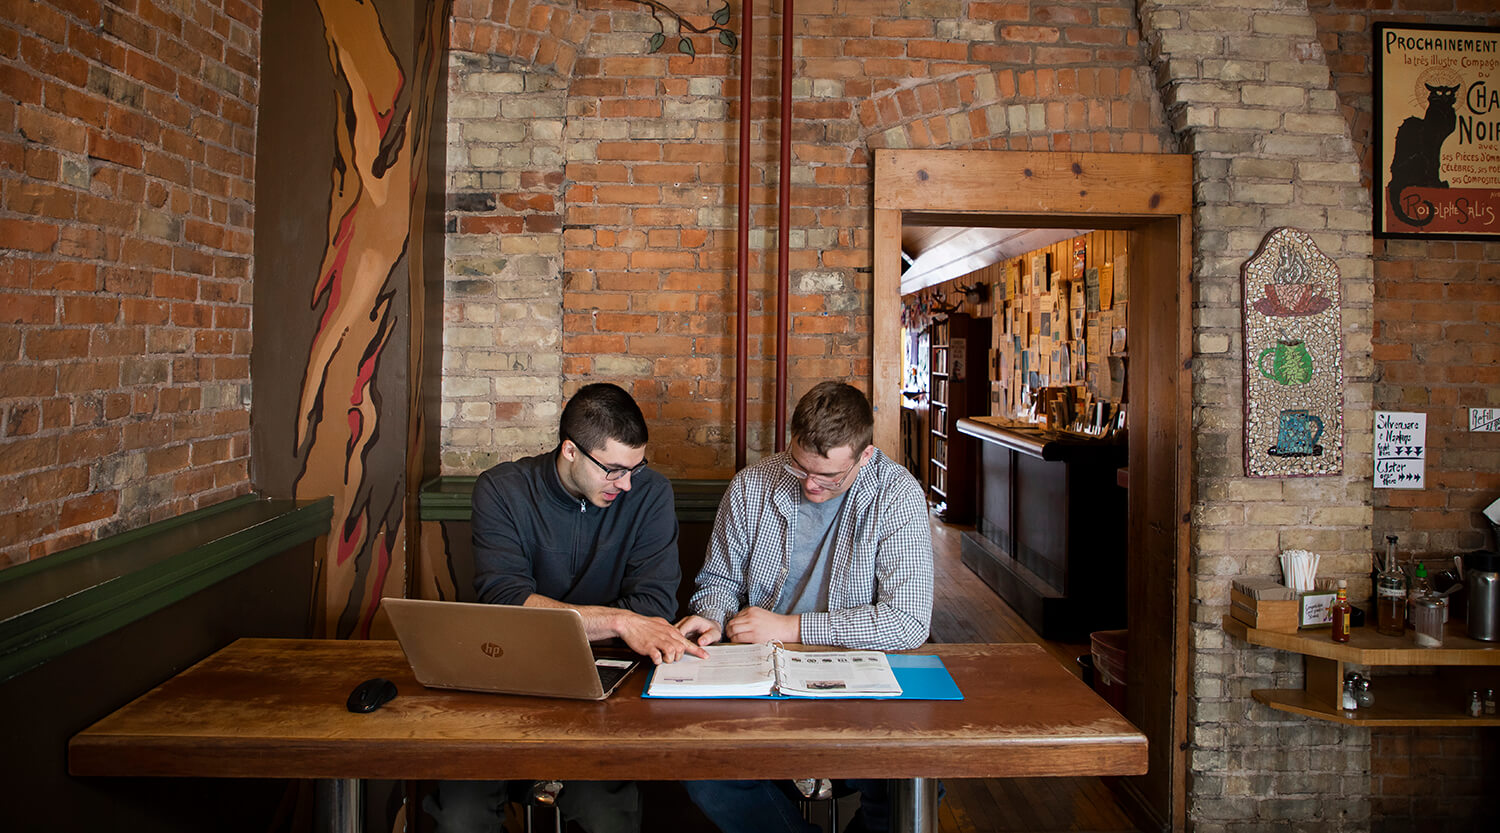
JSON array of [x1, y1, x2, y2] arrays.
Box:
[[925, 513, 1139, 833], [607, 512, 1142, 833]]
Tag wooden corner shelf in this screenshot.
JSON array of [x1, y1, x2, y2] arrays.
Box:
[[1223, 616, 1500, 726]]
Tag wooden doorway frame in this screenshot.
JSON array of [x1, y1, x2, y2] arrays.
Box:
[[872, 149, 1192, 832]]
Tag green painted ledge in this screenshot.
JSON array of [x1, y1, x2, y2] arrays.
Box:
[[419, 476, 729, 524], [0, 494, 333, 684]]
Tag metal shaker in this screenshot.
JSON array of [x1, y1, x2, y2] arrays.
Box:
[[1466, 551, 1500, 642]]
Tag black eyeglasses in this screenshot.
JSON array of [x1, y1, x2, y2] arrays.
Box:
[[567, 436, 648, 481]]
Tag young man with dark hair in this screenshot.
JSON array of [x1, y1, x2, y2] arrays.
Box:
[[426, 382, 705, 833], [676, 381, 934, 833]]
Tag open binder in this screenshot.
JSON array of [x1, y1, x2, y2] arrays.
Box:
[[642, 643, 963, 701]]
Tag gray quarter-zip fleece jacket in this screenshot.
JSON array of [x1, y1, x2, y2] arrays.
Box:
[[471, 447, 680, 620]]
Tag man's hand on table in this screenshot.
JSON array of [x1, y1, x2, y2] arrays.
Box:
[[724, 606, 800, 645], [615, 611, 710, 664], [675, 614, 723, 647]]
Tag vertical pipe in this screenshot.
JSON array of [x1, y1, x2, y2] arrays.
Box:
[[734, 0, 754, 470], [773, 0, 794, 452]]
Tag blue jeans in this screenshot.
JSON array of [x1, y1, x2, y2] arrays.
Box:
[[683, 779, 891, 833], [424, 779, 641, 833]]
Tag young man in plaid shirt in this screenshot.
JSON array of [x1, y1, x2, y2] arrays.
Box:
[[677, 381, 934, 833]]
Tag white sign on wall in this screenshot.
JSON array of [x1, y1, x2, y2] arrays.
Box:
[[1471, 408, 1500, 433], [1374, 411, 1426, 489]]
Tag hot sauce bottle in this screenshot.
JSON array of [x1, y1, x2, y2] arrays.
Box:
[[1331, 579, 1353, 643]]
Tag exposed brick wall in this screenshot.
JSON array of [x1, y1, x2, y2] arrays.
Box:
[[442, 0, 1171, 477], [1370, 727, 1499, 833], [1311, 0, 1500, 556], [443, 52, 568, 472], [1312, 3, 1500, 830], [0, 1, 259, 567], [1138, 0, 1377, 828]]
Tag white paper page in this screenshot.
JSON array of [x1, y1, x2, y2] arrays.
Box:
[[776, 649, 902, 697], [646, 643, 776, 696]]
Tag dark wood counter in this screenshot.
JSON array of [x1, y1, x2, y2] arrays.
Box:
[[955, 417, 1128, 640]]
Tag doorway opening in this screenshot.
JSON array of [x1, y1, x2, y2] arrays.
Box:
[[873, 150, 1192, 832]]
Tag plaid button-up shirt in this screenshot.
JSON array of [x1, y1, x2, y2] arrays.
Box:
[[689, 448, 934, 651]]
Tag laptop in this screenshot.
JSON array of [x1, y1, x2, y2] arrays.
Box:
[[383, 598, 640, 700]]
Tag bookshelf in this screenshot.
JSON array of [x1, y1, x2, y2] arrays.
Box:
[[927, 313, 990, 523]]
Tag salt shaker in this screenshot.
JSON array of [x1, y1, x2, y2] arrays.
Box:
[[1468, 690, 1482, 717], [1355, 677, 1375, 708]]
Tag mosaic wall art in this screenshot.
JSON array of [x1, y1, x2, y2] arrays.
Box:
[[1242, 228, 1345, 477]]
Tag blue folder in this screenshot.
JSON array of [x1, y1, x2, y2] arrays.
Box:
[[641, 653, 964, 700]]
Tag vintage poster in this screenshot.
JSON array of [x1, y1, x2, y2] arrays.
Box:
[[1374, 23, 1500, 239]]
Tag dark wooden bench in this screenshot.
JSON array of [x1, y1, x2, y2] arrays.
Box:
[[0, 495, 330, 833]]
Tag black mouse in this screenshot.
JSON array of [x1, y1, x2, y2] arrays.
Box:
[[347, 677, 398, 713]]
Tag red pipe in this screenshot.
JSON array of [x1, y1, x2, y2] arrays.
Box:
[[773, 0, 793, 452], [734, 0, 753, 470]]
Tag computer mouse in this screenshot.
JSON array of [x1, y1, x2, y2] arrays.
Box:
[[347, 677, 398, 713]]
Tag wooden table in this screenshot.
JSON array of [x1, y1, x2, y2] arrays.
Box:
[[70, 639, 1146, 833]]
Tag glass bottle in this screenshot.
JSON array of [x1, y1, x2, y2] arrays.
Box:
[[1330, 579, 1353, 643], [1407, 561, 1431, 628], [1469, 690, 1483, 717], [1376, 536, 1407, 637]]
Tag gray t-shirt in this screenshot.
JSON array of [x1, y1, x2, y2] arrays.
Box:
[[774, 493, 846, 615]]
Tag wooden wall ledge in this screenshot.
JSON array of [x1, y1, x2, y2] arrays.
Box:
[[0, 495, 333, 684], [419, 475, 729, 524]]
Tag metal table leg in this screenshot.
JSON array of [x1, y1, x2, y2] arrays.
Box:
[[891, 777, 939, 833], [316, 778, 364, 833]]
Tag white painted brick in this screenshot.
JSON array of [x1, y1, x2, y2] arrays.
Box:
[[1240, 85, 1305, 109], [1216, 108, 1283, 130], [1282, 113, 1349, 135]]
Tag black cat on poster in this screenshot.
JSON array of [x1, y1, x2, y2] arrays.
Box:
[[1386, 83, 1459, 228]]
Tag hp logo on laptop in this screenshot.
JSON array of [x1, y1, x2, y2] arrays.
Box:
[[480, 642, 504, 658]]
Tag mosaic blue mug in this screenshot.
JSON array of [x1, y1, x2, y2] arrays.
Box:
[[1274, 409, 1324, 455]]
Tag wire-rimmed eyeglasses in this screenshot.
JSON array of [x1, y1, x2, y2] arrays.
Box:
[[782, 457, 857, 490]]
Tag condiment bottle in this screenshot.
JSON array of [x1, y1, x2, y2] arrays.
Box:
[[1341, 679, 1359, 711], [1375, 536, 1406, 637], [1469, 690, 1483, 717], [1408, 561, 1431, 627], [1486, 689, 1496, 716], [1330, 579, 1352, 643]]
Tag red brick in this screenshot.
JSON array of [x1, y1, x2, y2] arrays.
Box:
[[0, 435, 60, 475], [458, 215, 523, 234], [22, 465, 88, 504], [1, 292, 58, 324], [7, 180, 79, 219], [5, 403, 40, 437], [31, 261, 100, 292], [88, 129, 145, 168], [60, 490, 118, 528], [57, 361, 120, 394], [25, 328, 91, 360], [0, 218, 60, 252]]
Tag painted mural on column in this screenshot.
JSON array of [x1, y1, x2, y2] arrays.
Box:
[[284, 0, 449, 638]]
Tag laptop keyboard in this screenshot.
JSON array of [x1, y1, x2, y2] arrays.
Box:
[[596, 662, 630, 692]]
